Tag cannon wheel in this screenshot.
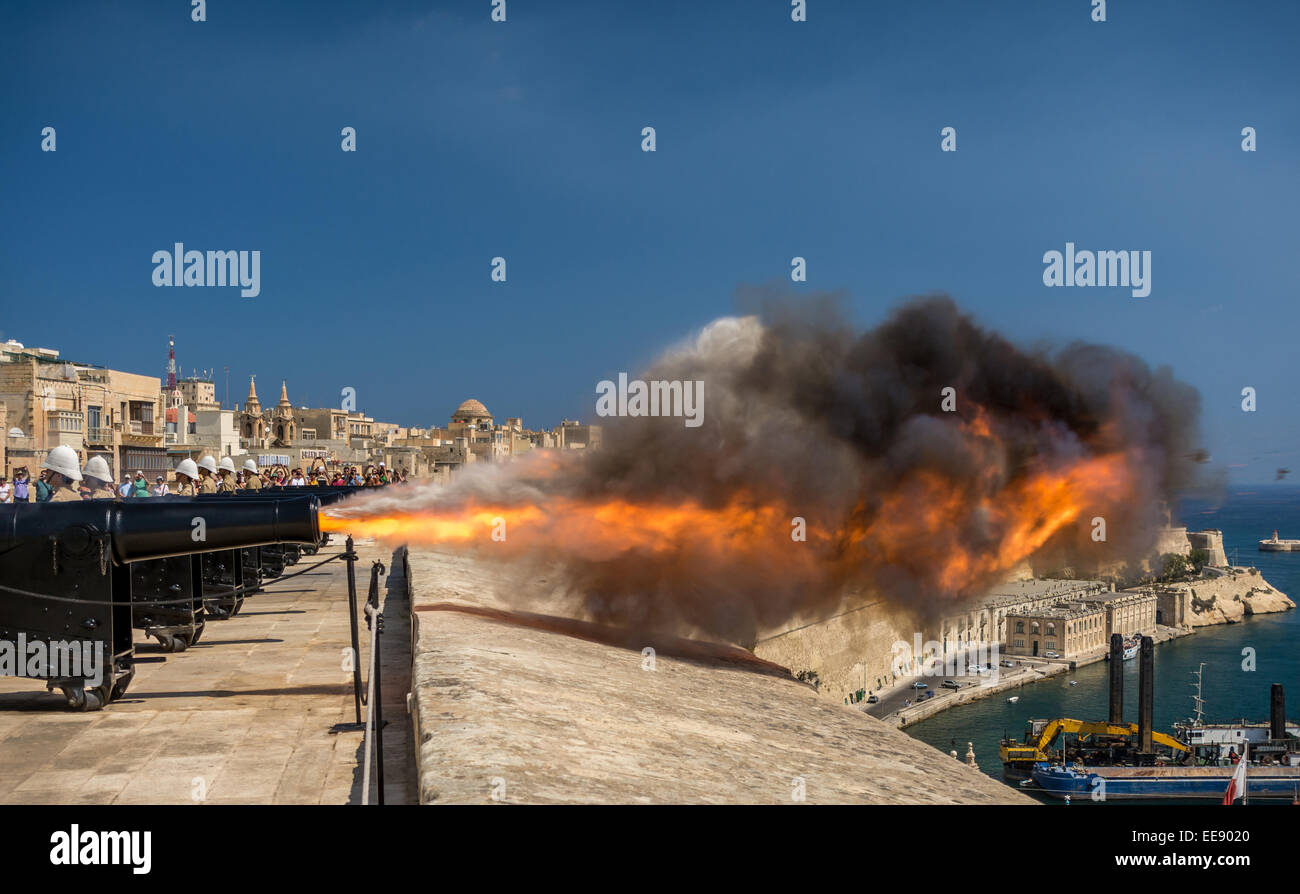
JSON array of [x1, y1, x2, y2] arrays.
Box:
[[204, 602, 231, 621], [154, 632, 189, 652], [58, 681, 110, 712], [110, 670, 134, 702]]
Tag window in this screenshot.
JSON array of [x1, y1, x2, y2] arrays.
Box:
[[1014, 639, 1025, 648], [1015, 621, 1024, 634]]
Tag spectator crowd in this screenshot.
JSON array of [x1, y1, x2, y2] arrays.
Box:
[[0, 447, 406, 502]]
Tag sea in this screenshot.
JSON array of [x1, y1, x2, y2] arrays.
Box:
[[905, 484, 1300, 794]]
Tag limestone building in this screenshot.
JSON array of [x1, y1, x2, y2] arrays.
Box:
[[0, 339, 166, 481], [178, 374, 219, 411], [1077, 589, 1158, 638], [1004, 602, 1107, 659]]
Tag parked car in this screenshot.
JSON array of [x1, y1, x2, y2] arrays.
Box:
[[941, 680, 961, 690], [918, 690, 935, 701], [1001, 660, 1015, 668], [866, 694, 879, 704], [911, 681, 929, 689], [1044, 650, 1060, 659]]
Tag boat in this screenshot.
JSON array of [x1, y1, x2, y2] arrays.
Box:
[[1021, 667, 1300, 801], [1007, 696, 1019, 704], [1103, 636, 1140, 661], [1031, 761, 1300, 801]]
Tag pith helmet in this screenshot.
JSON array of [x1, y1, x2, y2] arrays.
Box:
[[218, 456, 236, 473], [82, 455, 113, 484], [176, 458, 200, 480], [42, 445, 83, 482], [197, 454, 219, 475], [242, 459, 258, 473]]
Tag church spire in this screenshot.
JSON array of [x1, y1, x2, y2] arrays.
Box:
[[244, 376, 261, 413]]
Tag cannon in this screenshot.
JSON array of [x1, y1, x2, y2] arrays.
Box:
[[0, 498, 319, 710], [164, 493, 325, 616], [131, 555, 204, 652], [200, 485, 367, 561], [199, 548, 248, 620]]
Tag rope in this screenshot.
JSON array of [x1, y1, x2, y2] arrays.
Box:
[[0, 549, 346, 606], [361, 603, 380, 805]]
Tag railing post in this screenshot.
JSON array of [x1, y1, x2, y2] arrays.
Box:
[[368, 559, 386, 804], [373, 607, 385, 805], [345, 536, 362, 724]]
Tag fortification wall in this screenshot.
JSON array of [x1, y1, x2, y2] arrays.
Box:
[[752, 602, 915, 704], [404, 548, 1033, 804], [1187, 530, 1229, 567]]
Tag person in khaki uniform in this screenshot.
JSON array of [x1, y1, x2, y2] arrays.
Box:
[[217, 457, 238, 493], [174, 458, 200, 496], [82, 455, 119, 500], [242, 459, 263, 490], [41, 445, 85, 502], [196, 455, 219, 494]]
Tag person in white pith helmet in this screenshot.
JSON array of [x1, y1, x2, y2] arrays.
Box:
[[40, 445, 84, 502], [217, 456, 238, 493], [81, 455, 118, 500], [242, 458, 262, 491], [195, 455, 219, 494], [174, 458, 200, 496]]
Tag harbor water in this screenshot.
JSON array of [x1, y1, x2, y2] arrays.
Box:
[[905, 485, 1300, 791]]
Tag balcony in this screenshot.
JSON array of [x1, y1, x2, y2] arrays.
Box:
[[46, 410, 83, 435], [86, 426, 114, 445]]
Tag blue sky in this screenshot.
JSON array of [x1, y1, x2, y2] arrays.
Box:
[[1, 0, 1296, 483]]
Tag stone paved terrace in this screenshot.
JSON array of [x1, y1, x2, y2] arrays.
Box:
[[0, 539, 414, 805], [407, 548, 1034, 805]]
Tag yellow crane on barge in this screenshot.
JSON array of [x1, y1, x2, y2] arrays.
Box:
[[1001, 718, 1189, 778]]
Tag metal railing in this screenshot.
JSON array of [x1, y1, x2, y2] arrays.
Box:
[[333, 536, 387, 805]]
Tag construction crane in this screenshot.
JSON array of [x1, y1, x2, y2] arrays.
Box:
[[1001, 717, 1189, 772]]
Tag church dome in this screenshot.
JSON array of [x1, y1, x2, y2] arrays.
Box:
[[453, 398, 491, 420]]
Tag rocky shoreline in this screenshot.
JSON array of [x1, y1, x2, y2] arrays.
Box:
[[1176, 567, 1294, 626]]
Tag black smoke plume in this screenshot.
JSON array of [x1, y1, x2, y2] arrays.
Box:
[[336, 293, 1207, 646]]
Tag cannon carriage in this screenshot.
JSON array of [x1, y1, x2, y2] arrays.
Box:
[[0, 497, 320, 709]]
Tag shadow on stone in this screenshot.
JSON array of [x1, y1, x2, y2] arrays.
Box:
[[412, 601, 794, 682]]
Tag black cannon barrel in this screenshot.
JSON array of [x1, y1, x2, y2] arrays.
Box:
[[0, 498, 319, 564], [205, 489, 359, 508]]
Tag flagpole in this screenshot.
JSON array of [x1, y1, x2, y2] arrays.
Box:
[[1243, 741, 1249, 806]]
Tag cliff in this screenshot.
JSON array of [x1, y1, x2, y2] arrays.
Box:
[[1176, 569, 1294, 627]]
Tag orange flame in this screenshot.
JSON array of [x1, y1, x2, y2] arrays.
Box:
[[321, 441, 1138, 604]]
